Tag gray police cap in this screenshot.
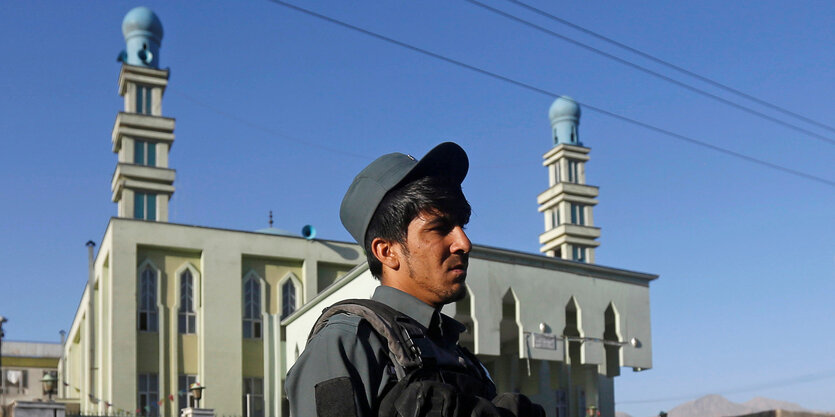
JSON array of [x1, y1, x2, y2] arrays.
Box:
[[340, 142, 468, 245]]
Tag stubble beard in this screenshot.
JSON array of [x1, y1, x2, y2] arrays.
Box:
[[405, 255, 468, 306]]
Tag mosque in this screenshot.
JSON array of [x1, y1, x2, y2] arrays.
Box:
[[58, 7, 656, 417]]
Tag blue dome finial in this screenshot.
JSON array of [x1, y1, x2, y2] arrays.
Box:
[[120, 7, 164, 68], [549, 96, 582, 146]]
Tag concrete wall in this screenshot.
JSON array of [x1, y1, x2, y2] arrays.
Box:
[[7, 401, 65, 417], [62, 218, 362, 417], [283, 245, 655, 417]]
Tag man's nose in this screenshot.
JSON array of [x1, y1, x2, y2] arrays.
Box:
[[450, 226, 472, 254]]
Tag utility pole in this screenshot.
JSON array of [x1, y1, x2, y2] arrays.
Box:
[[1, 316, 8, 409]]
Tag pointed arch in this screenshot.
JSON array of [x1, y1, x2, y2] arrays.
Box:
[[604, 302, 621, 377], [454, 285, 474, 320], [500, 287, 522, 355], [278, 272, 302, 320], [242, 270, 266, 339], [137, 259, 160, 332], [563, 296, 582, 365], [174, 262, 200, 334]]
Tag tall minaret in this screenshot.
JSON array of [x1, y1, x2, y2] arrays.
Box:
[[111, 7, 175, 222], [537, 96, 600, 262]]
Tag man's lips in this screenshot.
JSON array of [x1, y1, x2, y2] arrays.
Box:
[[448, 262, 468, 280], [448, 259, 468, 271]]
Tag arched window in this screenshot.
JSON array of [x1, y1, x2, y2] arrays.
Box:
[[279, 273, 301, 320], [178, 269, 196, 334], [281, 279, 296, 319], [243, 274, 262, 339], [138, 264, 158, 332]]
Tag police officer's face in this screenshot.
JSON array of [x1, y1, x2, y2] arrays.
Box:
[[399, 210, 472, 308]]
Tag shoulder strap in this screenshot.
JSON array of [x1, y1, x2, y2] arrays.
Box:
[[308, 299, 427, 379]]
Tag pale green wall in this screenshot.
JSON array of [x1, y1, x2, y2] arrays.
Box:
[[137, 332, 159, 373], [179, 335, 198, 374], [242, 340, 264, 377], [242, 256, 302, 316], [316, 262, 354, 291]]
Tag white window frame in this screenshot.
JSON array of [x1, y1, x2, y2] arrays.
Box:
[[567, 160, 579, 183], [279, 272, 302, 320], [134, 192, 157, 221], [1, 369, 28, 395], [135, 84, 152, 115], [176, 263, 200, 335], [137, 260, 160, 332], [134, 140, 156, 166], [178, 374, 197, 410], [242, 270, 265, 339], [137, 373, 159, 416], [572, 246, 587, 263], [242, 377, 265, 417], [570, 203, 586, 226]]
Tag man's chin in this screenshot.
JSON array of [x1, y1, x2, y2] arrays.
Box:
[[442, 282, 468, 304]]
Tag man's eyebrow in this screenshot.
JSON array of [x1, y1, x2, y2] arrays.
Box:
[[424, 214, 455, 227]]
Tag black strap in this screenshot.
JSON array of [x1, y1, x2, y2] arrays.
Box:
[[308, 299, 428, 378]]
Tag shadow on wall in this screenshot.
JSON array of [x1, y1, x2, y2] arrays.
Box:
[[320, 241, 361, 261]]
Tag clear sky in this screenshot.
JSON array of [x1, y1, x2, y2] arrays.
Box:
[[1, 1, 833, 416]]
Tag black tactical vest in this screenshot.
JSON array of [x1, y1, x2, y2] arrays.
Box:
[[308, 299, 499, 417]]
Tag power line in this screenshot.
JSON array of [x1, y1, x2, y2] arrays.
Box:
[[506, 0, 835, 136], [465, 0, 835, 147], [617, 369, 835, 405], [169, 88, 370, 160], [264, 0, 835, 188], [174, 87, 525, 170]]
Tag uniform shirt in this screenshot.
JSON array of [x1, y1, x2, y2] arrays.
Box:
[[285, 285, 485, 417]]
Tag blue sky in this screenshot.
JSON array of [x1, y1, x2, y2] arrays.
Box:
[[1, 1, 833, 416]]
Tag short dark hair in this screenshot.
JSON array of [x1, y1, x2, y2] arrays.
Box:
[[364, 175, 471, 279]]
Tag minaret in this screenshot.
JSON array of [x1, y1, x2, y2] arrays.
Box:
[[111, 7, 175, 222], [537, 96, 600, 262]]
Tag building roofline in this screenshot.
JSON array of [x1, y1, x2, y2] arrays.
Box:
[[1, 340, 62, 346], [2, 341, 63, 358], [471, 244, 658, 285], [281, 262, 371, 326], [106, 217, 357, 246], [283, 244, 658, 326]]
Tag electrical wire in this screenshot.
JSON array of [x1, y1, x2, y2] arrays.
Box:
[[169, 88, 370, 160], [263, 0, 835, 188], [505, 0, 835, 135], [617, 369, 835, 405], [465, 0, 835, 147]]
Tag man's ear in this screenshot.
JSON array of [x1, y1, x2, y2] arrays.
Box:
[[371, 237, 401, 271]]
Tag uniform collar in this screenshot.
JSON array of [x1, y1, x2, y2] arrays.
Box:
[[371, 285, 466, 339]]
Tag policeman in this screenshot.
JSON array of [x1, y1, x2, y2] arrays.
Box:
[[285, 142, 544, 417]]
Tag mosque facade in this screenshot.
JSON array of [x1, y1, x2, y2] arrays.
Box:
[[58, 7, 656, 417]]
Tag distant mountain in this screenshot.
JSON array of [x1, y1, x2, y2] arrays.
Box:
[[743, 397, 808, 413], [668, 394, 754, 417], [647, 394, 825, 417]]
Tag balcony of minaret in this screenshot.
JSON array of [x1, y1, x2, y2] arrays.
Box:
[[539, 224, 601, 248], [111, 112, 175, 157], [110, 164, 175, 201], [537, 182, 598, 205], [118, 64, 168, 115]]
